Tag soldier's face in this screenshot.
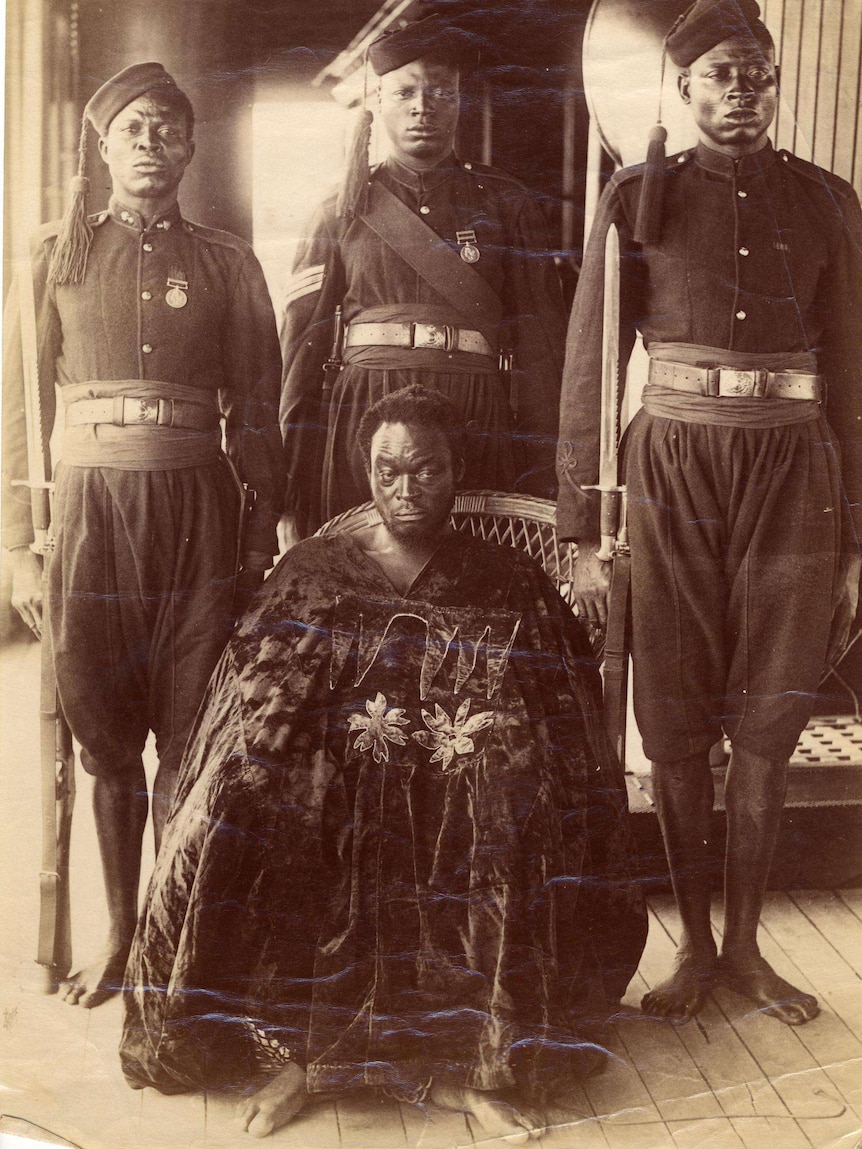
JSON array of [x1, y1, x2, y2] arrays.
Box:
[[378, 59, 460, 169], [368, 422, 462, 542], [679, 38, 778, 156], [98, 93, 195, 204]]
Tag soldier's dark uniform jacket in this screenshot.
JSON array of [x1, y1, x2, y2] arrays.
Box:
[[1, 198, 284, 778], [280, 154, 567, 535], [557, 141, 862, 762]]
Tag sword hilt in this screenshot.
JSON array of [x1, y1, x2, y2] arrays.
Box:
[[12, 479, 55, 550], [583, 484, 624, 561], [598, 489, 621, 561]]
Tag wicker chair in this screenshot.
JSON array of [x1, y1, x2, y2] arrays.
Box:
[[315, 489, 580, 609]]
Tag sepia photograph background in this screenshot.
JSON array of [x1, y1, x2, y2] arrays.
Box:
[[2, 1, 861, 1147]]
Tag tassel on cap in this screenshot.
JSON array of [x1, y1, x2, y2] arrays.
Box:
[[337, 107, 373, 221], [48, 62, 184, 286], [48, 119, 93, 285], [632, 7, 689, 249], [633, 123, 668, 246], [633, 29, 673, 248]]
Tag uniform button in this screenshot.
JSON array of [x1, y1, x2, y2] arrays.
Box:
[[781, 153, 789, 162], [143, 242, 153, 252], [419, 205, 430, 215], [463, 161, 472, 170], [141, 291, 152, 300], [142, 343, 153, 353], [737, 190, 748, 198], [677, 153, 687, 163], [736, 311, 746, 320], [739, 247, 750, 256]]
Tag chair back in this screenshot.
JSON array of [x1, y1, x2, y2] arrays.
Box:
[[316, 490, 578, 608]]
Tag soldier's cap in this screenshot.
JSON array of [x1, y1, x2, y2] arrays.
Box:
[[49, 62, 190, 287], [368, 13, 472, 76], [667, 0, 769, 68], [633, 0, 772, 245], [85, 62, 188, 137]]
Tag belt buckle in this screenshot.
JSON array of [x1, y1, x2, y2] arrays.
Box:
[[413, 323, 454, 351], [717, 367, 765, 398], [122, 396, 160, 425]]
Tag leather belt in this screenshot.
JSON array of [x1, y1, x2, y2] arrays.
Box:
[[66, 395, 219, 431], [648, 360, 822, 401], [346, 321, 495, 358]]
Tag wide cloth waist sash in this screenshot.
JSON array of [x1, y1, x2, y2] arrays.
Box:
[[642, 343, 821, 428], [61, 380, 221, 469], [342, 306, 498, 373]]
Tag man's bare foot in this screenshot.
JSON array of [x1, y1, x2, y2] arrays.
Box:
[[236, 1063, 307, 1138], [717, 950, 819, 1025], [58, 944, 130, 1008], [641, 948, 716, 1022], [430, 1083, 544, 1144]]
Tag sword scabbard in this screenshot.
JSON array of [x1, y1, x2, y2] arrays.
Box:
[[603, 549, 632, 764]]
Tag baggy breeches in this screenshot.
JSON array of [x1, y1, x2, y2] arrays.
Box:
[[625, 412, 843, 762], [48, 460, 240, 778]]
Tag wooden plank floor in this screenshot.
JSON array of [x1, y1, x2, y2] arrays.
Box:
[[2, 641, 861, 1149]]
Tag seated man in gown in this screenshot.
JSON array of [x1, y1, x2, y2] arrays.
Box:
[[120, 385, 647, 1140]]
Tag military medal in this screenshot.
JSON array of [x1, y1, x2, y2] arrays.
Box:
[[165, 275, 189, 309], [456, 229, 480, 264]]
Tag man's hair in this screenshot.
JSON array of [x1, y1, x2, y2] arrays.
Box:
[[357, 385, 466, 468]]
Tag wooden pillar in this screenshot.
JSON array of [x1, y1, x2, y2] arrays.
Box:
[[4, 0, 48, 276]]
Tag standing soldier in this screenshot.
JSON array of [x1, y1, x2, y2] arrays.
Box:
[[279, 13, 567, 538], [557, 0, 862, 1024], [2, 62, 284, 1007]]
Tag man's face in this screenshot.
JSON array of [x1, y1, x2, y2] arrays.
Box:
[[679, 38, 778, 156], [98, 93, 194, 203], [378, 58, 460, 169], [368, 421, 461, 542]]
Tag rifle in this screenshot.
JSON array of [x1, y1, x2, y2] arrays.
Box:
[[584, 224, 631, 764], [499, 347, 516, 421], [299, 305, 344, 532], [11, 257, 76, 991], [322, 305, 345, 403]]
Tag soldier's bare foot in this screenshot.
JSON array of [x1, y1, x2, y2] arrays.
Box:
[[236, 1063, 307, 1138], [641, 948, 716, 1022], [717, 950, 819, 1025], [430, 1083, 544, 1143], [58, 944, 130, 1008]]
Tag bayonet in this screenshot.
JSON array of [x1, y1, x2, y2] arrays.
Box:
[[583, 224, 631, 763], [585, 223, 624, 561]]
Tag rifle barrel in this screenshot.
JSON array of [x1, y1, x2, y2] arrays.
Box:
[[597, 223, 621, 492]]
